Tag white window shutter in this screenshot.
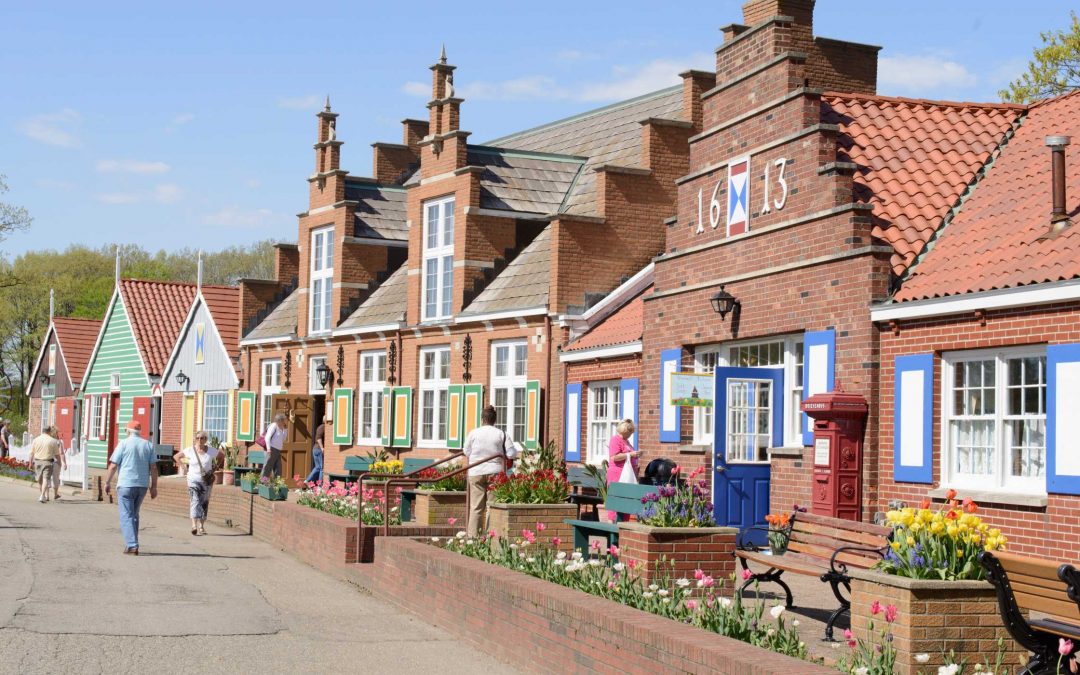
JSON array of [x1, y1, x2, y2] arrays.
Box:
[[1048, 344, 1080, 495], [620, 378, 639, 447]]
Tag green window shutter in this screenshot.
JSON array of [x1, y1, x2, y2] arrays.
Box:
[[524, 380, 542, 450], [380, 386, 392, 447], [235, 391, 257, 442], [390, 386, 413, 448], [332, 388, 354, 445], [446, 384, 465, 450], [462, 384, 484, 439]]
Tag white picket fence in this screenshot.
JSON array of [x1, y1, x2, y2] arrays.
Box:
[[10, 436, 87, 488]]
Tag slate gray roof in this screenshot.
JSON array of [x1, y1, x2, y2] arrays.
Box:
[[459, 225, 551, 316], [483, 86, 684, 217], [243, 289, 298, 342], [468, 147, 585, 214], [338, 265, 408, 330], [345, 181, 408, 241]]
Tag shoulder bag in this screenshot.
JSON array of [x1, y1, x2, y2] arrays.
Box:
[[192, 448, 215, 484]]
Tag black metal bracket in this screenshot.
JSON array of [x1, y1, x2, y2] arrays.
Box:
[[979, 551, 1061, 674]]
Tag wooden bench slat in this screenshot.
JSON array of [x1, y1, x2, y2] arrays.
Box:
[[996, 552, 1071, 581], [1030, 617, 1080, 641], [786, 540, 881, 569], [1012, 590, 1080, 623], [789, 529, 883, 554], [791, 520, 890, 549], [1008, 570, 1074, 594], [737, 550, 828, 575], [795, 511, 891, 537]]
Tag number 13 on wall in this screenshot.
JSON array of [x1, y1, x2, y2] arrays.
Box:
[[761, 158, 788, 214]]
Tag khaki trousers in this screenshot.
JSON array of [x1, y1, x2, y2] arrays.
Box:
[[467, 474, 494, 537]]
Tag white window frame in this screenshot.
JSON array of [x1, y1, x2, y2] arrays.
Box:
[[941, 346, 1047, 495], [358, 350, 387, 445], [418, 345, 451, 446], [717, 334, 805, 448], [93, 396, 107, 439], [692, 345, 722, 446], [490, 340, 528, 442], [309, 226, 335, 334], [202, 391, 229, 446], [421, 196, 455, 321], [586, 381, 621, 467], [308, 356, 328, 395], [260, 359, 282, 431], [41, 399, 54, 434]]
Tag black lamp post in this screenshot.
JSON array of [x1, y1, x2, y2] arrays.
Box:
[[39, 373, 49, 385], [316, 361, 333, 389], [710, 285, 740, 320]]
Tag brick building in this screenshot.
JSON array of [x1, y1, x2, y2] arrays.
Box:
[[237, 49, 696, 480]]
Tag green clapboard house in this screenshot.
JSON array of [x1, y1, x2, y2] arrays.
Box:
[[80, 277, 197, 473]]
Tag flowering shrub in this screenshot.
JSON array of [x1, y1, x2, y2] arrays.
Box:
[[0, 456, 34, 482], [371, 459, 404, 475], [489, 469, 569, 504], [876, 489, 1007, 581], [765, 513, 791, 553], [639, 466, 715, 527], [434, 527, 808, 661], [414, 462, 466, 492], [295, 480, 402, 526]]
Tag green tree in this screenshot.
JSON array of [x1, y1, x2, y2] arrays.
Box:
[[1001, 12, 1080, 103]]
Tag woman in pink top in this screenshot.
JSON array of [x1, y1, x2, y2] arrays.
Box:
[[606, 419, 641, 484]]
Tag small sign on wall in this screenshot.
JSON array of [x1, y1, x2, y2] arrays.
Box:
[[814, 437, 831, 466], [669, 372, 714, 407]]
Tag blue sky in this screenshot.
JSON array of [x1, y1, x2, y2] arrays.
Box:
[[0, 1, 1072, 257]]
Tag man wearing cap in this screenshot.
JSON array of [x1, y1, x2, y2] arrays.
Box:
[[103, 419, 158, 555]]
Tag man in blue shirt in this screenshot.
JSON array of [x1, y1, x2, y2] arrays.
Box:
[[104, 419, 158, 555]]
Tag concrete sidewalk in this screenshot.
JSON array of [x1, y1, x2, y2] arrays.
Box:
[[0, 479, 517, 674]]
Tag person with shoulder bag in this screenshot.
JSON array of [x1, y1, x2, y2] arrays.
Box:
[[463, 405, 518, 537], [172, 430, 220, 535], [607, 419, 641, 486]]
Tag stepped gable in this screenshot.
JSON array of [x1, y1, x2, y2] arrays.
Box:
[[119, 279, 198, 376], [51, 317, 103, 384], [458, 225, 551, 316], [563, 287, 648, 352], [822, 92, 1023, 277], [338, 265, 408, 330], [895, 90, 1080, 302]]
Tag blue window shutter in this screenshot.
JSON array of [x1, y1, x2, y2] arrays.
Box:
[[564, 382, 582, 462], [620, 378, 639, 446], [802, 329, 836, 445], [894, 353, 934, 484], [659, 349, 681, 443], [1047, 344, 1080, 495]]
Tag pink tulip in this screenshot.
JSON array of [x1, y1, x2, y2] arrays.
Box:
[[590, 540, 601, 551], [685, 599, 698, 611], [741, 568, 753, 581], [702, 576, 714, 588], [607, 581, 616, 590], [488, 529, 497, 539], [870, 600, 882, 615], [844, 628, 856, 648], [607, 511, 617, 523], [551, 537, 561, 547], [1061, 638, 1075, 656], [608, 545, 620, 557], [884, 604, 898, 623], [447, 517, 457, 525], [694, 569, 705, 581], [536, 522, 546, 532]]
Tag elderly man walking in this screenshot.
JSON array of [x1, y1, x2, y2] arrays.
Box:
[[31, 426, 62, 503], [260, 413, 288, 480], [104, 420, 158, 555]]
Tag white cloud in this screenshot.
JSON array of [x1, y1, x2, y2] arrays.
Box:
[[172, 113, 195, 125], [577, 54, 713, 102], [97, 193, 139, 205], [245, 178, 261, 189], [18, 109, 82, 148], [878, 54, 978, 94], [556, 49, 593, 62], [401, 81, 430, 97], [154, 183, 183, 203], [460, 75, 568, 101], [201, 206, 289, 229], [96, 159, 171, 174], [277, 95, 322, 110]]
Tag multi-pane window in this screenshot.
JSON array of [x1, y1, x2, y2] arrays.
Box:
[[586, 382, 621, 466], [491, 341, 528, 441], [944, 349, 1047, 492], [88, 396, 102, 439], [419, 346, 450, 444], [359, 350, 386, 444], [260, 360, 282, 431], [422, 196, 454, 321], [726, 379, 772, 462], [308, 356, 328, 394], [693, 346, 721, 445], [41, 399, 55, 433], [309, 227, 335, 334], [722, 336, 804, 447], [202, 392, 229, 446]]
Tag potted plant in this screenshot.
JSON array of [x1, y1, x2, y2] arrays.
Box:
[[219, 442, 240, 486], [764, 512, 791, 555], [408, 462, 467, 525], [487, 441, 576, 550], [846, 489, 1025, 673], [619, 466, 738, 587], [239, 471, 259, 493], [257, 475, 289, 501]]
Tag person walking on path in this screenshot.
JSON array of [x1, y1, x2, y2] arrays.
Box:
[[305, 420, 325, 485], [50, 436, 68, 500], [463, 405, 518, 537], [31, 426, 62, 503], [260, 413, 288, 480], [103, 420, 158, 555], [0, 420, 11, 459], [173, 430, 220, 536]]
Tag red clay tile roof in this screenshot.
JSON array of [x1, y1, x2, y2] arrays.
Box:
[[201, 285, 241, 366], [564, 288, 647, 352], [51, 317, 103, 385], [120, 279, 197, 376], [822, 93, 1023, 276], [896, 90, 1080, 302]]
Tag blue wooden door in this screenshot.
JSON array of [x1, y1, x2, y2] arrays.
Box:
[[713, 367, 784, 546]]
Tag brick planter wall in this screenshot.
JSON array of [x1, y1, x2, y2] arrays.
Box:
[[617, 522, 738, 589], [411, 490, 466, 526], [488, 502, 576, 551], [352, 537, 835, 674], [848, 569, 1026, 674]]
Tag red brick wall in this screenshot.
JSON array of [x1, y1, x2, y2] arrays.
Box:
[[160, 391, 186, 451], [618, 523, 737, 588], [878, 302, 1080, 560]]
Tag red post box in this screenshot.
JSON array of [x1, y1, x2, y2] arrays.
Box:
[[800, 390, 869, 522]]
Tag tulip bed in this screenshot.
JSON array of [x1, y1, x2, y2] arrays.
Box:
[[0, 457, 34, 482]]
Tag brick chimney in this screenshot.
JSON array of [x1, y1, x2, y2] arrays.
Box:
[[1047, 135, 1073, 233], [418, 45, 469, 175], [742, 0, 814, 28]]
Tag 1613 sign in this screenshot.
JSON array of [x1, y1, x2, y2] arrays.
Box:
[[695, 156, 789, 235]]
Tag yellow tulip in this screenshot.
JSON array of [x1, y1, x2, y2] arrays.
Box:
[[891, 541, 901, 551], [906, 536, 916, 547]]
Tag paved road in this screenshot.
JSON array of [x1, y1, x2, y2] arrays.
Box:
[[0, 479, 517, 675]]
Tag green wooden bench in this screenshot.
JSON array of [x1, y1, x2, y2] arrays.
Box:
[[231, 449, 266, 484], [403, 457, 435, 473], [564, 483, 658, 552], [567, 465, 604, 520]]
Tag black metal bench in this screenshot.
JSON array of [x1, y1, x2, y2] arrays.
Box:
[[979, 550, 1080, 674]]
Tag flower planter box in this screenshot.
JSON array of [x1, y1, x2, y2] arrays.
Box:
[[617, 522, 738, 589], [488, 502, 576, 551], [409, 490, 467, 526], [258, 485, 289, 501], [239, 477, 258, 494], [848, 569, 1026, 674]]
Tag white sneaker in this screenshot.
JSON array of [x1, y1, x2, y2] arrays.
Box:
[[38, 495, 46, 503]]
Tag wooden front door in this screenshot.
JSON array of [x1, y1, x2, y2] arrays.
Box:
[[181, 395, 196, 450], [272, 394, 313, 486], [56, 398, 75, 451]]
